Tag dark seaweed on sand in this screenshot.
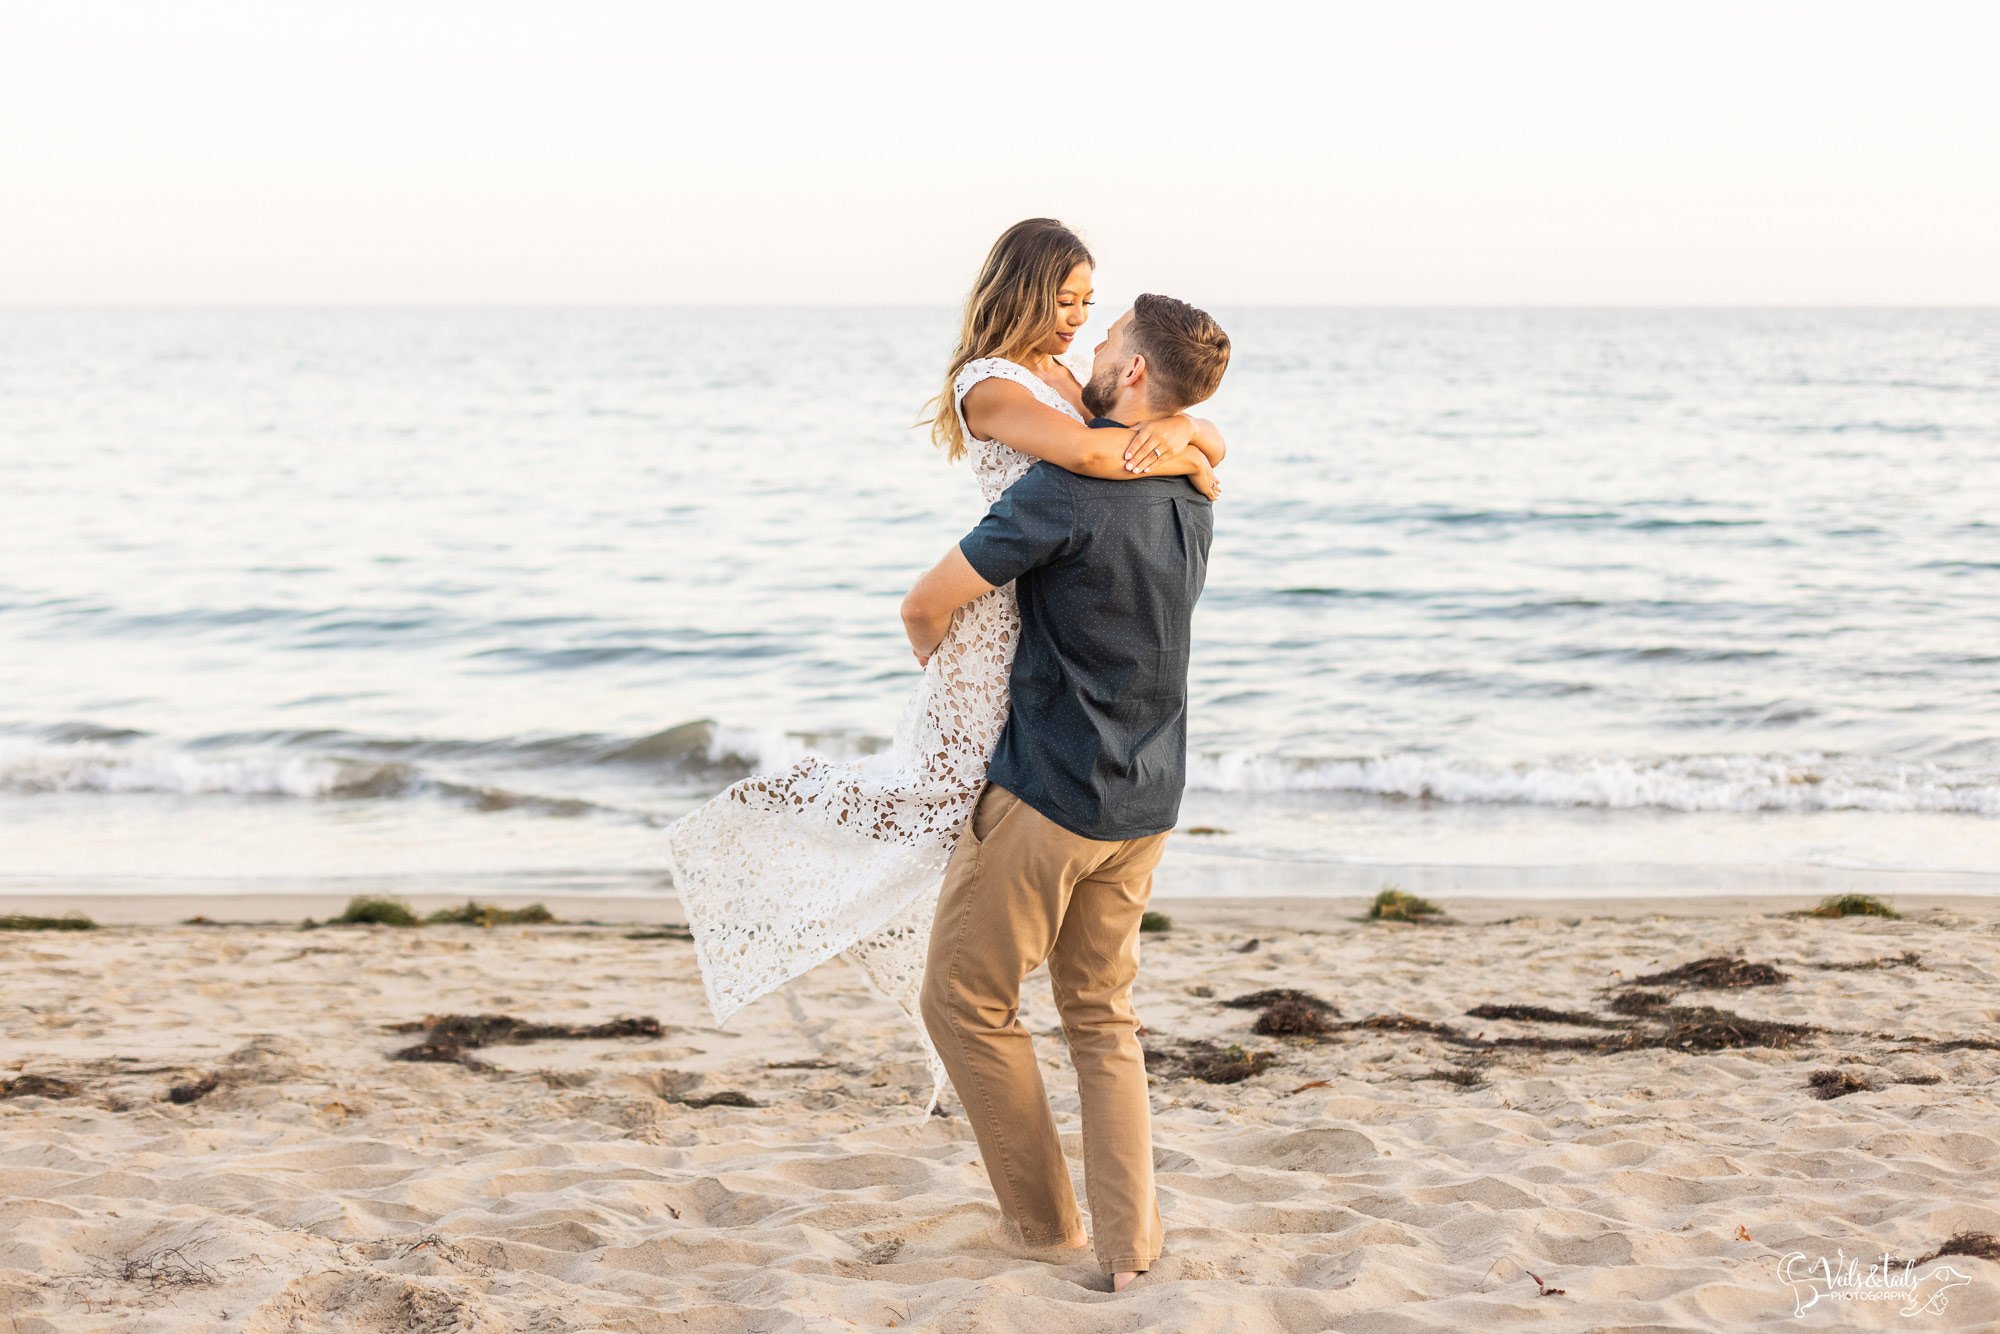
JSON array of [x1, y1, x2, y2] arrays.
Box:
[[1205, 948, 1976, 1092], [308, 896, 562, 929], [1803, 951, 1924, 972], [678, 1091, 762, 1108], [389, 1012, 663, 1068], [1916, 1232, 2000, 1265], [1807, 1068, 1874, 1099], [1629, 956, 1787, 989], [1809, 1065, 1943, 1099], [329, 896, 424, 927], [1344, 1014, 1466, 1038], [1253, 998, 1334, 1037], [1143, 1038, 1277, 1084], [424, 899, 559, 927], [1218, 990, 1340, 1038], [168, 1072, 221, 1104], [1420, 1062, 1490, 1089], [1334, 1002, 1818, 1057], [1367, 888, 1444, 922], [1465, 1004, 1622, 1029], [389, 1013, 662, 1045], [1222, 989, 1339, 1016], [1483, 1005, 1816, 1054], [1644, 1005, 1816, 1052], [393, 1037, 498, 1072], [1804, 893, 1901, 919], [0, 1073, 81, 1099], [0, 912, 97, 932]]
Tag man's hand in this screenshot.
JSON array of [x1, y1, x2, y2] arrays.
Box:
[[903, 547, 997, 667], [907, 609, 951, 667], [909, 611, 952, 668]]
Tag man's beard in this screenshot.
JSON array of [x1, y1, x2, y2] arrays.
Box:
[[1081, 364, 1122, 420]]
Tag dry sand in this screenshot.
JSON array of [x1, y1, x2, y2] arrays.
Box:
[[2, 891, 1997, 1332]]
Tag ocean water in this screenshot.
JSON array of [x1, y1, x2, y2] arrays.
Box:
[[2, 307, 1995, 900]]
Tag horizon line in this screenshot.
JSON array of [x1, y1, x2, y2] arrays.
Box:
[[4, 301, 1998, 312]]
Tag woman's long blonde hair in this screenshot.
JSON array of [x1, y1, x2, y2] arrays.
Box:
[[924, 218, 1094, 463]]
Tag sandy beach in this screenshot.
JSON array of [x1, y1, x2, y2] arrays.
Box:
[[2, 891, 1996, 1332]]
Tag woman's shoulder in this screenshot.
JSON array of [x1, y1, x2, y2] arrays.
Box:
[[953, 357, 1035, 396]]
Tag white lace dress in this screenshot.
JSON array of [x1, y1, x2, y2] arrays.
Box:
[[662, 357, 1086, 1119]]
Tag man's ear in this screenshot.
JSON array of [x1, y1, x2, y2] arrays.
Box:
[[1124, 354, 1146, 389]]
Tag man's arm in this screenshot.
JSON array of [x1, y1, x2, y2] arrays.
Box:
[[901, 546, 995, 667], [900, 466, 1074, 666]]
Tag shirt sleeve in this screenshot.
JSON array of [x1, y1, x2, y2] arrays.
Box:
[[957, 464, 1074, 586]]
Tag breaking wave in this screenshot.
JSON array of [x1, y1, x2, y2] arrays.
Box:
[[4, 724, 1991, 818]]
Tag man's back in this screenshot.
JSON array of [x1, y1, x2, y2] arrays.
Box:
[[958, 458, 1213, 841]]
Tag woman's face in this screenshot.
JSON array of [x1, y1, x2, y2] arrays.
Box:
[[1030, 262, 1094, 358]]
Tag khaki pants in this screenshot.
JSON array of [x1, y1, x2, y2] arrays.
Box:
[[919, 781, 1171, 1275]]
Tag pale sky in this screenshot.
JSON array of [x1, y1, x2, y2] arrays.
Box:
[[3, 0, 1996, 305]]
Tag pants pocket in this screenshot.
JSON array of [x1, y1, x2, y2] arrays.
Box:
[[967, 784, 1020, 846]]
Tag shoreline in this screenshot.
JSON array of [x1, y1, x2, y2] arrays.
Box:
[[4, 888, 1999, 930]]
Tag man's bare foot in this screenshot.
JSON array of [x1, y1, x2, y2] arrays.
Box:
[[1112, 1269, 1142, 1292]]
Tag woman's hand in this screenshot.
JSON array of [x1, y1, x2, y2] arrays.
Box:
[[1187, 458, 1222, 501], [1124, 414, 1200, 473]]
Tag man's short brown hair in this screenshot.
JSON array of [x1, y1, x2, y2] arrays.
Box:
[[1128, 293, 1231, 412]]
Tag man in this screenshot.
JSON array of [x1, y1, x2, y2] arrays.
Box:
[[900, 294, 1232, 1292]]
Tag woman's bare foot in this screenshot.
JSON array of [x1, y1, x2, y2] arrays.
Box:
[[1112, 1269, 1142, 1292]]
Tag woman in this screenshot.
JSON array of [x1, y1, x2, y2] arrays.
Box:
[[663, 219, 1226, 1118]]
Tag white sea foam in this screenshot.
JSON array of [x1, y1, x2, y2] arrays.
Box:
[[0, 737, 397, 799], [675, 727, 2000, 817], [704, 724, 882, 771], [5, 728, 1994, 820], [1186, 750, 2000, 815]]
